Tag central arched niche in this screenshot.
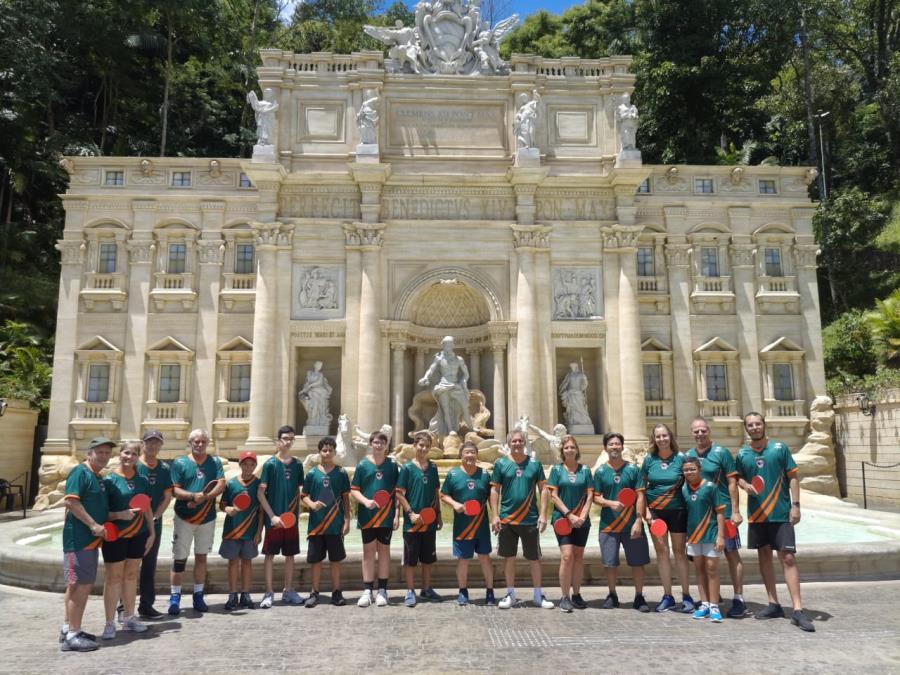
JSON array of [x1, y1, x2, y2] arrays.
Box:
[[411, 279, 490, 328]]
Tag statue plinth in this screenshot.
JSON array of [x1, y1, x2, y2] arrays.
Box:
[[615, 149, 642, 168], [568, 424, 595, 435], [515, 147, 540, 167], [252, 144, 276, 163], [303, 424, 331, 437], [355, 144, 380, 163]]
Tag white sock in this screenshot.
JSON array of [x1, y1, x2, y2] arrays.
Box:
[[66, 630, 79, 640], [506, 587, 516, 599], [171, 585, 181, 595], [533, 587, 543, 602], [702, 601, 711, 609], [734, 593, 744, 601], [194, 583, 204, 593], [710, 603, 719, 611], [61, 623, 69, 633]]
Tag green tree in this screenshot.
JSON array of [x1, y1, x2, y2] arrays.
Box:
[[0, 320, 52, 414], [822, 309, 878, 380], [866, 288, 900, 366]]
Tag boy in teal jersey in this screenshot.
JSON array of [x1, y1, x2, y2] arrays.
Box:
[[736, 412, 814, 632], [257, 425, 305, 608], [396, 432, 443, 607], [301, 436, 351, 607], [681, 456, 725, 622], [441, 441, 495, 606], [350, 431, 400, 607], [134, 429, 173, 618], [220, 451, 263, 611], [687, 417, 746, 618]]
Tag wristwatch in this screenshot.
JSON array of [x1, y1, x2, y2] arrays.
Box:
[[792, 501, 801, 507]]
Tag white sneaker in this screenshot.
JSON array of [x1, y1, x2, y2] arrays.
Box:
[[498, 593, 516, 610], [101, 621, 116, 640], [122, 616, 147, 633], [536, 594, 554, 609], [282, 589, 304, 605], [260, 592, 274, 609], [357, 589, 373, 608], [375, 590, 389, 607]]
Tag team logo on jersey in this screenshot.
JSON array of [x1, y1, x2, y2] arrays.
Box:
[[691, 493, 697, 501], [423, 476, 428, 484], [568, 473, 576, 484], [100, 482, 107, 493], [375, 471, 383, 480], [323, 476, 330, 488], [661, 462, 669, 470], [127, 481, 135, 491], [613, 475, 621, 484], [756, 459, 765, 468], [515, 469, 523, 478], [467, 480, 475, 490], [148, 475, 157, 485]]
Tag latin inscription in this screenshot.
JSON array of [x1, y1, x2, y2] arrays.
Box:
[[536, 196, 615, 221], [388, 102, 506, 150]]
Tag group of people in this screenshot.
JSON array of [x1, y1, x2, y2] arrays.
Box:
[[59, 411, 814, 653]]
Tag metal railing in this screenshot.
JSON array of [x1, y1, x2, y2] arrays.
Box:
[[861, 461, 900, 509]]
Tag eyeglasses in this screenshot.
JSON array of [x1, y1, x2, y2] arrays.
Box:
[[279, 436, 295, 443]]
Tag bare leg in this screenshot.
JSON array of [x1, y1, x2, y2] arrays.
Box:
[[651, 534, 672, 596], [529, 559, 542, 589], [757, 545, 779, 604], [558, 544, 573, 597], [706, 557, 720, 607], [457, 559, 470, 589], [361, 541, 376, 582], [311, 561, 322, 592], [693, 555, 708, 604], [605, 566, 618, 594], [404, 565, 416, 591], [228, 559, 239, 593], [504, 556, 516, 590], [65, 584, 93, 632], [240, 560, 252, 592], [103, 562, 124, 622], [376, 541, 391, 580], [422, 563, 433, 589], [283, 554, 295, 590], [725, 548, 744, 595], [572, 547, 586, 594], [194, 554, 207, 587], [477, 554, 494, 588], [779, 551, 803, 610], [121, 558, 141, 617], [670, 533, 690, 596], [264, 555, 275, 593], [632, 565, 645, 595], [330, 561, 341, 592]]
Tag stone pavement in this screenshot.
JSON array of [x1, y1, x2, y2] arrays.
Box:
[[2, 580, 898, 674]]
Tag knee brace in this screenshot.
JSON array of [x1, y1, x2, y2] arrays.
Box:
[[172, 558, 187, 573]]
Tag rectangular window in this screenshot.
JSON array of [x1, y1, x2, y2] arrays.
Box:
[[167, 243, 186, 274], [643, 364, 663, 401], [228, 364, 251, 402], [705, 364, 728, 401], [86, 364, 110, 402], [636, 247, 655, 277], [234, 243, 255, 274], [104, 170, 124, 186], [759, 179, 777, 194], [158, 365, 181, 403], [773, 363, 794, 401], [695, 178, 714, 194], [171, 171, 192, 187], [637, 178, 651, 194], [239, 172, 253, 188], [764, 247, 783, 277], [98, 242, 117, 274], [700, 247, 720, 277]]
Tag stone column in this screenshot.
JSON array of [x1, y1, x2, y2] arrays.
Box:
[[534, 245, 555, 427], [794, 239, 826, 396], [489, 330, 508, 441], [414, 348, 427, 389], [44, 239, 86, 453], [245, 222, 281, 450], [342, 248, 362, 420], [730, 234, 762, 412], [601, 244, 621, 432], [469, 349, 481, 391], [391, 341, 406, 444], [274, 225, 295, 426], [192, 237, 225, 435]]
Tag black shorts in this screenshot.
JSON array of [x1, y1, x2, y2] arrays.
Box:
[[555, 523, 591, 548], [748, 521, 796, 553], [361, 527, 393, 546], [497, 524, 541, 561], [649, 508, 687, 535], [307, 534, 347, 564], [102, 533, 149, 563], [403, 530, 437, 566]]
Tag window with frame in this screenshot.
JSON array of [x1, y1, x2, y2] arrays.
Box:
[[636, 247, 655, 277], [86, 364, 110, 402], [700, 247, 720, 277], [773, 363, 794, 401], [705, 364, 728, 401], [643, 364, 663, 401], [171, 171, 191, 187], [239, 173, 253, 188], [695, 178, 714, 194], [104, 170, 124, 186], [234, 243, 255, 274], [764, 247, 783, 277], [228, 364, 251, 402], [758, 179, 777, 194], [637, 178, 651, 194], [98, 242, 117, 273], [158, 365, 181, 403], [167, 243, 187, 274]]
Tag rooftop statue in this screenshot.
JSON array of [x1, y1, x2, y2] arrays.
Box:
[[364, 0, 518, 75]]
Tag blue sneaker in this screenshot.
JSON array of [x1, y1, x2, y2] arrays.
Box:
[[655, 595, 676, 612], [404, 590, 416, 608], [710, 607, 723, 623], [485, 589, 496, 606], [692, 605, 710, 620], [167, 593, 181, 616], [420, 587, 442, 602], [681, 594, 696, 613], [192, 591, 209, 613], [726, 597, 746, 618], [457, 591, 469, 606]]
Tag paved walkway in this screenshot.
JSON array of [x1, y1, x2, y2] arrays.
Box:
[[3, 580, 898, 673]]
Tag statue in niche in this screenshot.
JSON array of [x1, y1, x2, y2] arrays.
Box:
[[514, 90, 541, 149], [247, 88, 279, 146], [559, 361, 593, 429], [357, 90, 380, 145], [298, 267, 337, 310], [417, 336, 473, 437], [616, 93, 639, 152], [298, 361, 332, 427], [363, 21, 423, 74], [472, 14, 519, 74]]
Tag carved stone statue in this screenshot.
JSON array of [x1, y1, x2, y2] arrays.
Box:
[[553, 269, 599, 319], [558, 361, 593, 432], [357, 90, 380, 144], [529, 422, 567, 463], [247, 88, 279, 146], [514, 90, 540, 149], [417, 336, 473, 437], [363, 20, 423, 74], [354, 423, 393, 451], [298, 361, 332, 433], [615, 93, 639, 152], [472, 14, 519, 74]]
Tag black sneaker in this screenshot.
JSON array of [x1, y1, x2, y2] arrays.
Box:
[[239, 592, 255, 609], [633, 594, 651, 613], [559, 596, 573, 613], [61, 631, 99, 653], [570, 593, 587, 610], [726, 597, 746, 618], [224, 593, 239, 611], [138, 605, 164, 619], [305, 591, 320, 608], [755, 602, 785, 619], [331, 590, 346, 606], [791, 609, 815, 632], [602, 593, 620, 609]]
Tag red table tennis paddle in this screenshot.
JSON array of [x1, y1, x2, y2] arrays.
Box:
[[419, 507, 436, 525], [279, 511, 296, 529], [103, 522, 120, 542], [650, 518, 668, 538], [751, 475, 765, 494], [372, 490, 391, 509], [129, 493, 151, 513], [553, 518, 573, 536], [464, 499, 481, 516], [617, 488, 637, 509], [233, 492, 251, 512], [724, 520, 738, 539]]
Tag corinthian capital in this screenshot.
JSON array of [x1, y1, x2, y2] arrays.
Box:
[[252, 221, 282, 248], [343, 221, 385, 249], [56, 240, 86, 265], [511, 224, 551, 250], [601, 225, 643, 252]]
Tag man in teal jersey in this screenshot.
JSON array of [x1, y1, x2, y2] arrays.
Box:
[[441, 440, 495, 606], [134, 429, 172, 618], [301, 436, 351, 607], [687, 417, 746, 617], [168, 428, 224, 615], [490, 429, 553, 609], [592, 432, 651, 612], [350, 431, 400, 607], [396, 432, 443, 607], [736, 412, 814, 632], [60, 437, 132, 652], [220, 451, 263, 611]]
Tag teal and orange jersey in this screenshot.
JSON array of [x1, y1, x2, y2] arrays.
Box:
[[641, 452, 687, 511], [736, 440, 799, 523], [682, 479, 725, 545], [397, 460, 440, 533], [104, 470, 151, 538], [302, 465, 351, 537], [351, 456, 399, 529], [171, 454, 225, 524], [63, 463, 109, 552], [546, 463, 593, 527], [136, 458, 172, 513], [686, 444, 738, 519], [593, 462, 645, 533], [441, 466, 491, 541], [221, 476, 262, 541], [259, 455, 304, 528], [491, 455, 546, 527]]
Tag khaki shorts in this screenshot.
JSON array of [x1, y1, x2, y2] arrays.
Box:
[[172, 516, 216, 559]]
